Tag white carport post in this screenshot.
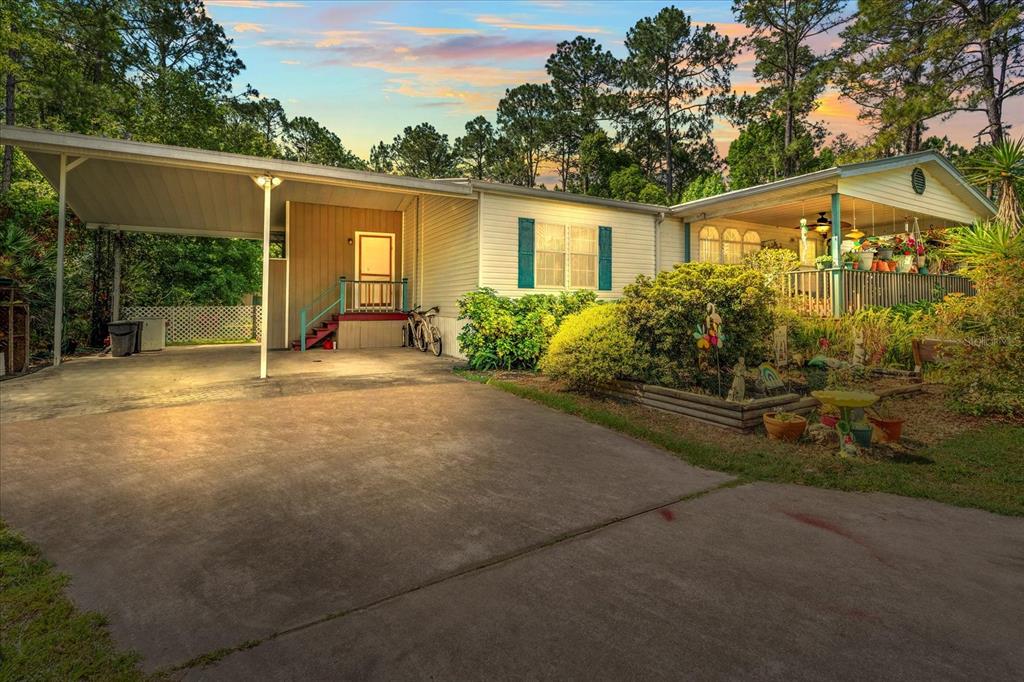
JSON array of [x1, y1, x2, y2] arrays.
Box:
[[254, 175, 281, 378], [52, 153, 86, 365], [53, 154, 67, 366]]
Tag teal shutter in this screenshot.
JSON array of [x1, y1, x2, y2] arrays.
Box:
[[518, 218, 535, 289], [598, 226, 612, 291]]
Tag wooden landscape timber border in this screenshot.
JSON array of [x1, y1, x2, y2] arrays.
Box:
[[599, 379, 923, 432]]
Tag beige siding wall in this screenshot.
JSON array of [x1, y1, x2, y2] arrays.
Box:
[[287, 202, 403, 344], [839, 165, 979, 225], [419, 194, 479, 357], [267, 259, 287, 349], [479, 192, 657, 300], [659, 217, 686, 271]]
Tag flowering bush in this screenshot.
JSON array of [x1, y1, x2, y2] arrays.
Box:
[[540, 304, 637, 390]]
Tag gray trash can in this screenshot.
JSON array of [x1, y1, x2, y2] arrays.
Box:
[[108, 320, 138, 357]]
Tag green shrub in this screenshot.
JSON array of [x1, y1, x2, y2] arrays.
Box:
[[619, 262, 775, 387], [457, 288, 597, 370], [742, 247, 799, 296], [540, 304, 637, 390]]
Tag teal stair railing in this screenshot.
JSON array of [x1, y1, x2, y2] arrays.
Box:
[[297, 277, 409, 351]]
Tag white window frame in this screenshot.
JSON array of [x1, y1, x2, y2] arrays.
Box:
[[722, 228, 743, 264], [534, 222, 599, 290]]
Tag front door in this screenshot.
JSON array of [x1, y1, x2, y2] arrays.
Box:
[[355, 231, 395, 310]]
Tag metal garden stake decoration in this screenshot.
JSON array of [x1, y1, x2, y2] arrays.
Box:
[[694, 302, 725, 396]]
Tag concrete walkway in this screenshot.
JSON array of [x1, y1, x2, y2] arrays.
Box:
[[1, 347, 1022, 679]]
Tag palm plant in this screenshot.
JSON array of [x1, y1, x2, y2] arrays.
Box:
[[966, 138, 1024, 235], [941, 220, 1024, 267]]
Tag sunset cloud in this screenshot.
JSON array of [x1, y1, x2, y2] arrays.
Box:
[[351, 60, 545, 89], [372, 21, 480, 36], [475, 15, 608, 33], [280, 59, 301, 65], [232, 23, 265, 33], [207, 1, 305, 8], [383, 79, 498, 111]]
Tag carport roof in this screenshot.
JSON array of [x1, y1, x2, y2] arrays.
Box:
[[1, 125, 474, 239]]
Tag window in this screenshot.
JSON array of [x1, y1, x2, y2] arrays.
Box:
[[742, 230, 761, 258], [570, 225, 597, 288], [269, 231, 286, 258], [535, 223, 565, 287], [722, 229, 743, 264], [698, 226, 720, 263]]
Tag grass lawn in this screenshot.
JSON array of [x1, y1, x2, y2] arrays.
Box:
[[0, 521, 144, 681], [458, 370, 1024, 517]]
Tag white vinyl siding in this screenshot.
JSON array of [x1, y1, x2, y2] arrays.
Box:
[[659, 217, 686, 270], [479, 192, 656, 300], [838, 164, 979, 225], [419, 194, 479, 357]]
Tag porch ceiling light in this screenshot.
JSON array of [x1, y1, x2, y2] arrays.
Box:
[[253, 175, 282, 189], [814, 212, 831, 234]]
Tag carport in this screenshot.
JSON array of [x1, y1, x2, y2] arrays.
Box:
[[0, 125, 473, 377]]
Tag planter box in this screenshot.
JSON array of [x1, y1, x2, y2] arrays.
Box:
[[599, 380, 816, 432], [598, 379, 921, 432]]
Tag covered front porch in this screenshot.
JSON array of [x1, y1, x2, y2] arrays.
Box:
[[674, 152, 993, 316]]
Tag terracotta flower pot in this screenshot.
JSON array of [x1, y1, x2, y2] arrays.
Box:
[[868, 416, 905, 443], [764, 412, 808, 442]]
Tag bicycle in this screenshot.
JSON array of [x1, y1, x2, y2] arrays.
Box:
[[404, 305, 442, 357]]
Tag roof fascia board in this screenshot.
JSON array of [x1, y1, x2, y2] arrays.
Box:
[[1, 125, 474, 198], [470, 181, 664, 215], [88, 222, 260, 240], [669, 167, 840, 216]]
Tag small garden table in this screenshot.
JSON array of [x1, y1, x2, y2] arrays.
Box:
[[811, 390, 879, 456]]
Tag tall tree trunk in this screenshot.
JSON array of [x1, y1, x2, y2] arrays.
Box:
[[2, 66, 15, 194]]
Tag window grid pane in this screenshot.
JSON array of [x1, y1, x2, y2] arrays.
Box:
[[536, 223, 566, 287], [570, 225, 597, 288], [722, 229, 743, 264], [742, 230, 761, 257], [698, 226, 720, 263]]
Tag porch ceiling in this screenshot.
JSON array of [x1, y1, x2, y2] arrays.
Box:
[[723, 195, 963, 234]]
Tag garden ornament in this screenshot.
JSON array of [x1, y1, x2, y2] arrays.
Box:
[[727, 356, 746, 402], [757, 363, 786, 393], [773, 326, 789, 366], [693, 302, 724, 350], [852, 329, 866, 366]]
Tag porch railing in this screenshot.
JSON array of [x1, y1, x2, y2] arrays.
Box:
[[298, 277, 409, 351], [341, 277, 408, 314], [782, 268, 975, 317]]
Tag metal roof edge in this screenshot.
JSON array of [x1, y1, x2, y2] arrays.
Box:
[[468, 180, 667, 215], [0, 125, 475, 197]]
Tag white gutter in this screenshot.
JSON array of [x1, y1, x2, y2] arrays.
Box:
[[468, 180, 666, 215]]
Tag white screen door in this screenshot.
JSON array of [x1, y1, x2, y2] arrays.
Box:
[[355, 232, 394, 309]]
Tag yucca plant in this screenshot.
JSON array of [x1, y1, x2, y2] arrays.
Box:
[[966, 138, 1024, 235], [941, 220, 1024, 268]]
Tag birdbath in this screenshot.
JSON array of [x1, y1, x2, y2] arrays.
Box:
[[811, 390, 879, 456]]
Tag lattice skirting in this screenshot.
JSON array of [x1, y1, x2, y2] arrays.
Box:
[[123, 306, 262, 343]]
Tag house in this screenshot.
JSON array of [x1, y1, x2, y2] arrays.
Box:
[[0, 125, 994, 377]]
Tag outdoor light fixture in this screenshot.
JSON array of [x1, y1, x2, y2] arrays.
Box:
[[846, 198, 864, 239], [814, 211, 831, 234], [253, 175, 282, 189]]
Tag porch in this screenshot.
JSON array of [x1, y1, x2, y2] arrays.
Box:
[[673, 152, 993, 317]]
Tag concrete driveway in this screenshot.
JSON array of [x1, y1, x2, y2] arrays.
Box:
[[1, 347, 1022, 679]]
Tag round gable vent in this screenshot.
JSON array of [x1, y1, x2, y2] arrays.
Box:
[[911, 167, 926, 195]]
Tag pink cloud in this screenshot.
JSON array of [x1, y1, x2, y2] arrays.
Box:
[[413, 36, 554, 61], [371, 21, 481, 36], [207, 1, 305, 8], [475, 14, 608, 33], [232, 22, 265, 33]]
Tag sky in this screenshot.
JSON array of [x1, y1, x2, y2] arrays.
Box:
[[205, 0, 1021, 162]]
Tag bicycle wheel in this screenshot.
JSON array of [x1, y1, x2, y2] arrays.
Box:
[[428, 325, 442, 357], [415, 321, 428, 352]]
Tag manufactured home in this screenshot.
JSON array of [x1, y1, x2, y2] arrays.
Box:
[[0, 126, 993, 377]]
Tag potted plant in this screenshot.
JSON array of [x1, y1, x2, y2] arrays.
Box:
[[815, 254, 834, 270], [894, 235, 916, 272], [764, 411, 808, 441], [843, 251, 858, 270], [868, 400, 906, 443], [876, 237, 894, 262], [858, 247, 875, 271]]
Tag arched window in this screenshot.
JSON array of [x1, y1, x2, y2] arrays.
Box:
[[722, 228, 743, 264], [742, 230, 761, 257], [698, 226, 720, 263]]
